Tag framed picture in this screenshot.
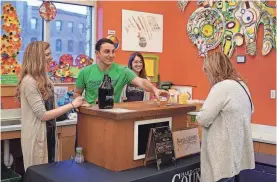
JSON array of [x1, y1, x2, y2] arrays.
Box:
[[236, 55, 246, 64], [142, 54, 159, 82], [122, 9, 163, 53]]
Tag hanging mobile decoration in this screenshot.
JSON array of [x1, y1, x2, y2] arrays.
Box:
[[107, 35, 120, 50], [177, 0, 189, 13], [39, 1, 57, 21]]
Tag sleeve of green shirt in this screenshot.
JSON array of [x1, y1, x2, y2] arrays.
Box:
[[124, 67, 136, 84], [75, 69, 85, 89]]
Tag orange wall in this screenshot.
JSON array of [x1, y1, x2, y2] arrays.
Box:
[[98, 1, 276, 126]]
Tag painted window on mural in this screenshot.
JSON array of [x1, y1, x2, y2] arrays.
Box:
[[78, 23, 84, 33], [68, 22, 73, 33], [68, 40, 74, 52], [78, 41, 85, 53], [56, 20, 62, 32], [56, 39, 62, 52], [31, 18, 38, 29]]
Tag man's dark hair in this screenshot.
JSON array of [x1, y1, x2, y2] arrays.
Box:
[[95, 38, 114, 52]]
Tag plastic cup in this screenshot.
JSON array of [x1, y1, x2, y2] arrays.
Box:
[[159, 96, 168, 107]]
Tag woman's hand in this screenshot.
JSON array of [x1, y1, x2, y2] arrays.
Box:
[[71, 96, 84, 108], [81, 100, 91, 107]]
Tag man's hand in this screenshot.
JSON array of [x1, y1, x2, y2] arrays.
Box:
[[153, 88, 170, 101]]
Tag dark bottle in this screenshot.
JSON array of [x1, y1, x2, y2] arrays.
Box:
[[98, 74, 114, 109]]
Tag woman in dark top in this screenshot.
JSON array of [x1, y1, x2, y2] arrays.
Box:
[[120, 52, 150, 102]]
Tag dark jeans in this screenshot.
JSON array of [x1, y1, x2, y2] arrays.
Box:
[[46, 124, 56, 163], [217, 176, 235, 182], [217, 174, 240, 182], [75, 123, 78, 148]]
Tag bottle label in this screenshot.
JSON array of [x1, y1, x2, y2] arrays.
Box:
[[105, 95, 114, 101]]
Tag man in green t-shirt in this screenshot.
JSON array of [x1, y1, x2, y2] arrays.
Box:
[[74, 38, 169, 104]]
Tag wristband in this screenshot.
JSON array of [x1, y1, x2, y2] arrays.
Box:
[[70, 102, 75, 109]]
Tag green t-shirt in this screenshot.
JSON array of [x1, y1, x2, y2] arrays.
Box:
[[75, 63, 136, 104]]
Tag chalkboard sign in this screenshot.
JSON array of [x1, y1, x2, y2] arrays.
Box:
[[144, 126, 176, 170]]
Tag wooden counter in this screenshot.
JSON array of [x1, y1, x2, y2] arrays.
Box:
[[78, 101, 196, 171], [80, 101, 196, 120]]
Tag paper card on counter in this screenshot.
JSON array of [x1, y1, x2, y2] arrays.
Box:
[[102, 108, 136, 113], [144, 59, 154, 76]]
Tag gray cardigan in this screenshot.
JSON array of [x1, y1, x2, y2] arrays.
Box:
[[196, 80, 255, 182]]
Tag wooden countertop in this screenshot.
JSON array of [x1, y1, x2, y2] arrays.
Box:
[[79, 101, 196, 120]]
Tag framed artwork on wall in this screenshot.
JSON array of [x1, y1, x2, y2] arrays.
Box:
[[142, 54, 159, 83], [122, 9, 163, 53]]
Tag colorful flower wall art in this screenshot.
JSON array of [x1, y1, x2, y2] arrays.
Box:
[[48, 54, 94, 83], [187, 1, 276, 57], [1, 3, 22, 84]]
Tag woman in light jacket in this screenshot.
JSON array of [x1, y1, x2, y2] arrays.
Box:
[[197, 52, 255, 182], [17, 41, 84, 170], [120, 52, 150, 102]]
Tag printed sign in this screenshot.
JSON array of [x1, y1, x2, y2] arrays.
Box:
[[172, 127, 200, 159]]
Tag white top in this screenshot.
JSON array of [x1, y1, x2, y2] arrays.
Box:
[[196, 80, 255, 182]]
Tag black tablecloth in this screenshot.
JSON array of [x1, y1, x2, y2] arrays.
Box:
[[239, 153, 276, 182], [25, 154, 200, 182], [24, 152, 276, 182]]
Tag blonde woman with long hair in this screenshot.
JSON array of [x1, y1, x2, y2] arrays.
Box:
[[196, 52, 255, 182], [17, 41, 84, 170]]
